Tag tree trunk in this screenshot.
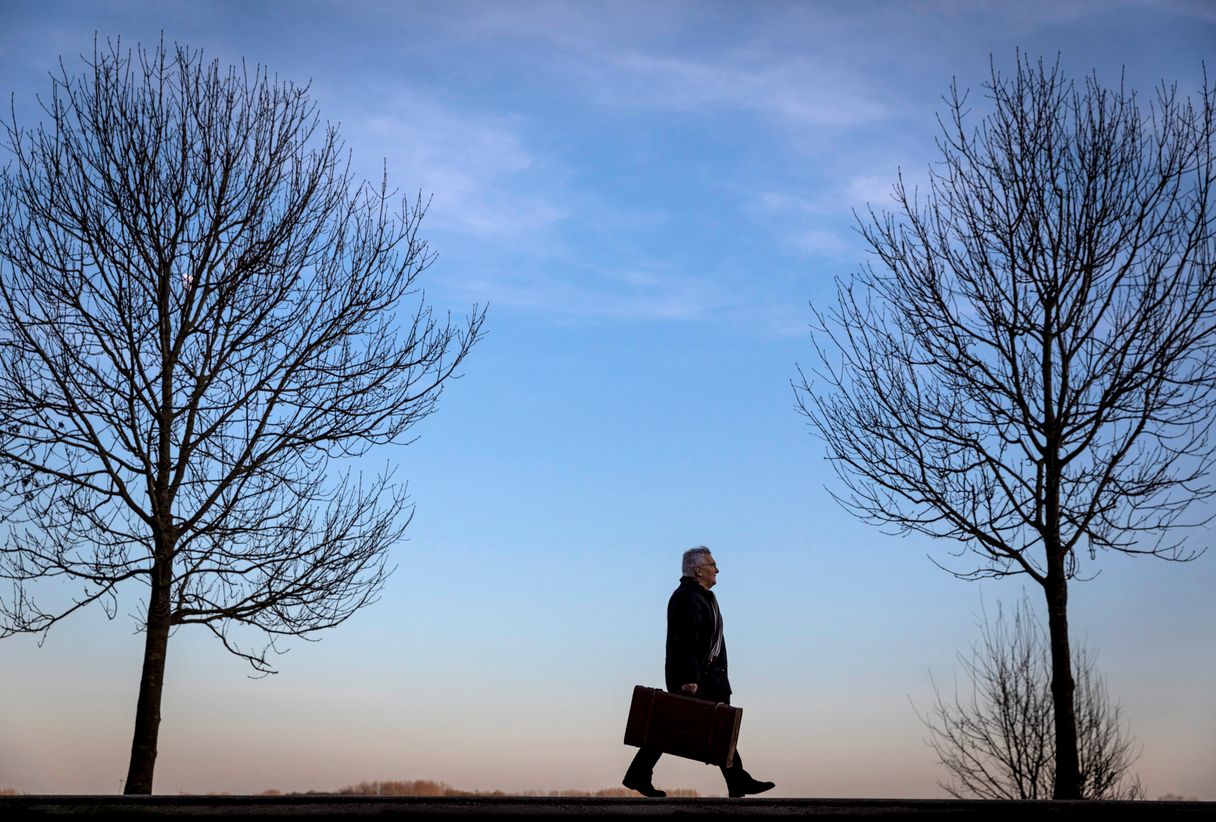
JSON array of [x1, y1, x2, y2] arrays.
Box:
[[1040, 297, 1082, 800], [127, 262, 178, 796], [123, 557, 173, 795], [1044, 565, 1081, 799]]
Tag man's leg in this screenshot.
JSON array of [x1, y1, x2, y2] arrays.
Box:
[[721, 748, 747, 789], [721, 749, 775, 797], [623, 746, 665, 797], [704, 695, 775, 798], [698, 691, 748, 791]]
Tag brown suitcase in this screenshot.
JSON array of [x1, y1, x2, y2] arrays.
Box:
[[623, 685, 742, 768]]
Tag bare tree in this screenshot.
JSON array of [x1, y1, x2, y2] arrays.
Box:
[[918, 594, 1142, 800], [795, 55, 1214, 798], [0, 39, 484, 794]]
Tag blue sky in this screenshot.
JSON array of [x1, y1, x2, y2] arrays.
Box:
[[1, 0, 1214, 799]]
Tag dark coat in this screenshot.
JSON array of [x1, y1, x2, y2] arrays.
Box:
[[664, 576, 731, 700]]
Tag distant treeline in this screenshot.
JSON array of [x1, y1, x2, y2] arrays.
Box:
[[0, 780, 704, 798], [266, 779, 702, 798]]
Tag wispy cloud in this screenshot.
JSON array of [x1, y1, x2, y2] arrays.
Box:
[[600, 50, 891, 129], [351, 91, 566, 241], [445, 249, 810, 338], [749, 180, 892, 260], [931, 0, 1216, 29], [453, 259, 733, 324], [1161, 0, 1216, 23], [314, 5, 920, 333], [333, 82, 778, 331], [446, 2, 895, 132], [844, 175, 902, 208]]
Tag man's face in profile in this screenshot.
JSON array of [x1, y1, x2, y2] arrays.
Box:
[[695, 554, 719, 589]]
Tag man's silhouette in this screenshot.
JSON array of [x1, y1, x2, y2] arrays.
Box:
[[623, 546, 775, 798]]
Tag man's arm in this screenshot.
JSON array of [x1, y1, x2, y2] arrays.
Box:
[[666, 588, 705, 692]]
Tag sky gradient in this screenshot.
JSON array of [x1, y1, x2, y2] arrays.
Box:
[[1, 0, 1214, 800]]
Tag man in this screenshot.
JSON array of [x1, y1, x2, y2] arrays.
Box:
[[623, 546, 775, 798]]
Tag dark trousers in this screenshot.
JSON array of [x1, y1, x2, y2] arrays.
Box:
[[626, 743, 749, 790], [624, 690, 751, 791]]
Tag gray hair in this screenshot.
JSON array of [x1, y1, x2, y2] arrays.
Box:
[[682, 545, 712, 577]]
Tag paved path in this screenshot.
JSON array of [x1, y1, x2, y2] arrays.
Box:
[[2, 795, 1212, 817]]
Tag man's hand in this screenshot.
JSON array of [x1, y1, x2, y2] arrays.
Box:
[[681, 683, 698, 696]]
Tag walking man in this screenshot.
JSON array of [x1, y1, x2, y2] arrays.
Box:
[[623, 546, 775, 798]]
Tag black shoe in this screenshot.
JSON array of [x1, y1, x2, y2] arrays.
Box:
[[728, 777, 775, 798], [623, 776, 666, 798]]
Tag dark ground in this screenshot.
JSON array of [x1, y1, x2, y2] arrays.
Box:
[[0, 795, 1211, 817]]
